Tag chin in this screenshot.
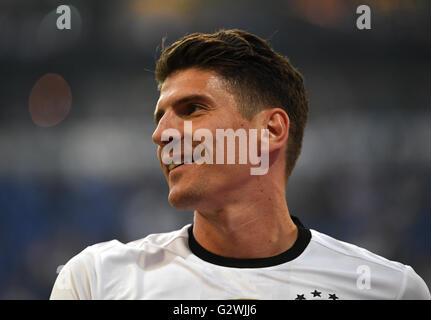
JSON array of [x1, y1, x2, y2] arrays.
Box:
[[167, 184, 206, 210]]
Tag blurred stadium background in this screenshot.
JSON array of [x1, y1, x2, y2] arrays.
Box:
[[0, 0, 430, 299]]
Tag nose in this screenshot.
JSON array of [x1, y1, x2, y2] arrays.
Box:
[[152, 109, 182, 147]]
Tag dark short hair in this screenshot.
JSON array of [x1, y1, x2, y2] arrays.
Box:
[[155, 29, 308, 181]]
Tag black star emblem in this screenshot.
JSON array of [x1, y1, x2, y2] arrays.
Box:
[[295, 294, 306, 300], [311, 290, 321, 297], [328, 293, 339, 300]]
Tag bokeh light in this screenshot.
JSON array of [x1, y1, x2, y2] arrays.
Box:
[[29, 73, 72, 127]]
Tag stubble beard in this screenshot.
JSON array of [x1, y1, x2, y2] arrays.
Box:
[[167, 170, 208, 210]]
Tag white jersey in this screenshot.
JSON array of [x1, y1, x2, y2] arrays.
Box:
[[50, 217, 430, 300]]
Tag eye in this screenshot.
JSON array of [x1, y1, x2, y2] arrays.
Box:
[[174, 103, 207, 119], [184, 104, 204, 115]]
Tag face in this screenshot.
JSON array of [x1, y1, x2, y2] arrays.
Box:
[[152, 68, 257, 210]]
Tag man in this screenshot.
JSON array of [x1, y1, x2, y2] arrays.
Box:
[[50, 29, 430, 300]]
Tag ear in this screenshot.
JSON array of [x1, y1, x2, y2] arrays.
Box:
[[255, 108, 289, 153]]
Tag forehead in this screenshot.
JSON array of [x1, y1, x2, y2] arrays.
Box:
[[156, 68, 234, 109]]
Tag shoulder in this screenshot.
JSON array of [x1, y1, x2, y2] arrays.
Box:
[[305, 229, 430, 299], [126, 224, 191, 250], [50, 225, 191, 300], [309, 229, 407, 272], [80, 224, 191, 262]]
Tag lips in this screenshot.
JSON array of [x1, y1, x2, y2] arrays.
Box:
[[165, 149, 206, 173], [168, 162, 183, 171], [167, 158, 199, 173]]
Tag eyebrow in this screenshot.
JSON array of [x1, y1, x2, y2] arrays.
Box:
[[154, 94, 214, 124]]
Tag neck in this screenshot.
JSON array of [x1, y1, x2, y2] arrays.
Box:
[[192, 179, 298, 259]]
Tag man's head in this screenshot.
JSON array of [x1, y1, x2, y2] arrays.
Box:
[[152, 29, 308, 210]]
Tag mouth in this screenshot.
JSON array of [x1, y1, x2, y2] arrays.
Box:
[[165, 152, 202, 173], [168, 162, 184, 172], [167, 159, 196, 173]]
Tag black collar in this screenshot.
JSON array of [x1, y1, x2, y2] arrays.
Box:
[[188, 216, 311, 268]]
